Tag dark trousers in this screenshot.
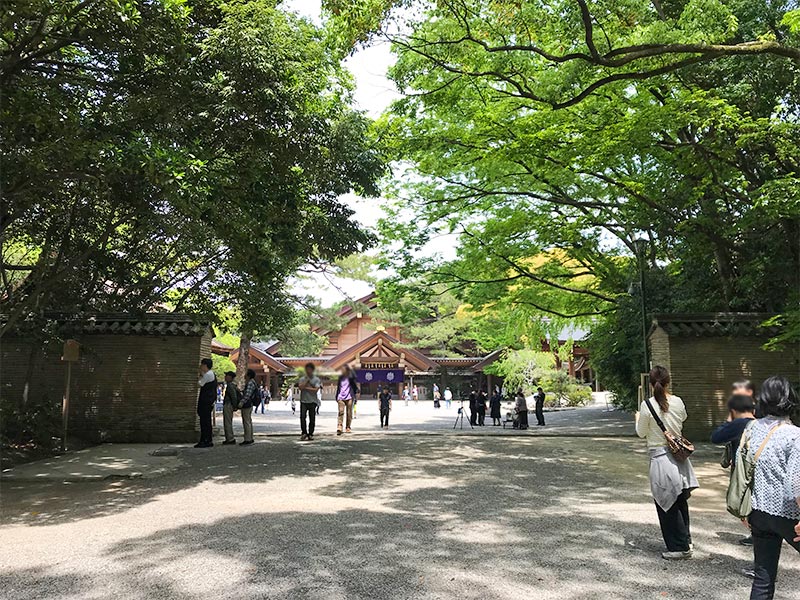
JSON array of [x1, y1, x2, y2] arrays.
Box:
[[478, 409, 485, 426], [469, 407, 477, 425], [380, 407, 390, 427], [655, 490, 691, 552], [749, 509, 800, 600], [300, 402, 316, 436], [197, 400, 213, 443], [517, 410, 528, 429], [535, 401, 545, 425]]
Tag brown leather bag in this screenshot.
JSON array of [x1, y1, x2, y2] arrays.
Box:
[[644, 398, 695, 462]]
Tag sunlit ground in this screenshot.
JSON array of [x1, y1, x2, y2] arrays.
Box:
[[1, 422, 797, 599]]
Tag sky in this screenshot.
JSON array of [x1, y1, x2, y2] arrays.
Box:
[[280, 0, 455, 306]]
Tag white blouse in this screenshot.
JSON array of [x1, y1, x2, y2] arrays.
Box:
[[636, 395, 688, 448]]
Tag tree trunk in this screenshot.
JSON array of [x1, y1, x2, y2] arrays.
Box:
[[235, 331, 252, 387]]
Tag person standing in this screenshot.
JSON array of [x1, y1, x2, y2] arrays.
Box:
[[195, 358, 217, 448], [477, 390, 487, 426], [297, 362, 321, 441], [379, 386, 392, 429], [534, 386, 546, 426], [514, 388, 528, 430], [635, 365, 698, 560], [739, 376, 800, 600], [335, 365, 359, 435], [468, 390, 478, 426], [444, 387, 453, 409], [237, 369, 257, 446], [490, 390, 502, 426], [412, 385, 419, 404], [403, 385, 411, 406], [433, 383, 441, 409], [713, 393, 758, 561], [222, 371, 239, 445]]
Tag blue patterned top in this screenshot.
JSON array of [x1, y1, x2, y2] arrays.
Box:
[[746, 417, 800, 520]]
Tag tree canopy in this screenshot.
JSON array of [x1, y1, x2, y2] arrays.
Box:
[[342, 0, 800, 406], [1, 0, 385, 338]]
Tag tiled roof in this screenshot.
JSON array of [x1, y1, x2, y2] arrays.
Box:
[[6, 313, 213, 336], [651, 313, 781, 337]]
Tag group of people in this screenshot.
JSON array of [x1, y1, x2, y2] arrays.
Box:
[[196, 358, 257, 448], [198, 360, 361, 445], [636, 365, 799, 600]]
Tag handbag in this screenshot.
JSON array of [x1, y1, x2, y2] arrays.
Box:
[[720, 442, 733, 469], [643, 397, 695, 462], [726, 421, 784, 519]]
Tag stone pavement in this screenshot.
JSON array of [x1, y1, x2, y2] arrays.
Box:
[[1, 421, 797, 599]]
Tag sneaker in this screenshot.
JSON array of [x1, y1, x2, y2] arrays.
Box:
[[337, 429, 343, 436], [222, 440, 237, 445], [740, 567, 756, 579], [345, 428, 352, 433], [239, 440, 254, 446], [300, 434, 308, 441], [739, 536, 753, 547], [661, 551, 692, 560], [307, 435, 314, 441]]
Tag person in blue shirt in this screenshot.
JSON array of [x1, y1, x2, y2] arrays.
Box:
[[711, 393, 757, 464], [712, 391, 757, 570]]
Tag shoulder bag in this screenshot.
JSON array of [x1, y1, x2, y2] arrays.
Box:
[[726, 421, 784, 519], [643, 397, 695, 462]]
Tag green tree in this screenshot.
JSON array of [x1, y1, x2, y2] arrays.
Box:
[[341, 0, 800, 405], [1, 0, 384, 347]]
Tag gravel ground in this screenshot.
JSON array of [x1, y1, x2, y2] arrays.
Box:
[[1, 431, 798, 599]]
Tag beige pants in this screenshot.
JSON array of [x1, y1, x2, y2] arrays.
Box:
[[337, 399, 353, 431], [240, 406, 254, 442], [223, 403, 235, 442]]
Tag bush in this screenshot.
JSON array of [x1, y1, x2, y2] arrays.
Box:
[[0, 393, 62, 451]]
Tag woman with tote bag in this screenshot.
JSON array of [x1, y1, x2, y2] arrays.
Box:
[[734, 376, 800, 600], [636, 366, 699, 560]]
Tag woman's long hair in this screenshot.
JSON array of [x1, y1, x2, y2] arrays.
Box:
[[649, 366, 671, 412]]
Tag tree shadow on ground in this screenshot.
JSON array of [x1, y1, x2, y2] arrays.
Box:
[[1, 436, 797, 599]]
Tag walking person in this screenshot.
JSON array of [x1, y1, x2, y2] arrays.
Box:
[[635, 365, 698, 560], [514, 388, 528, 430], [433, 383, 441, 409], [222, 371, 240, 445], [412, 385, 419, 404], [739, 376, 800, 600], [297, 362, 321, 441], [490, 390, 502, 426], [195, 358, 217, 448], [534, 387, 546, 426], [379, 386, 392, 429], [477, 390, 487, 426], [403, 385, 411, 406], [238, 369, 257, 445], [444, 387, 453, 409], [335, 365, 359, 435]]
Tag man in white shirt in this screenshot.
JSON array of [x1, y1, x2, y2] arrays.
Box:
[[196, 358, 217, 448]]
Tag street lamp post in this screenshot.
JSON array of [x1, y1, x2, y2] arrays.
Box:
[[632, 239, 650, 374]]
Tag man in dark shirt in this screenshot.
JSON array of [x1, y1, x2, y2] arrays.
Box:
[[379, 386, 392, 429], [534, 387, 546, 426], [711, 393, 756, 465], [712, 392, 756, 557]]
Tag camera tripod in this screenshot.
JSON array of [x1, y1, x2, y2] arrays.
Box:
[[453, 401, 474, 430]]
